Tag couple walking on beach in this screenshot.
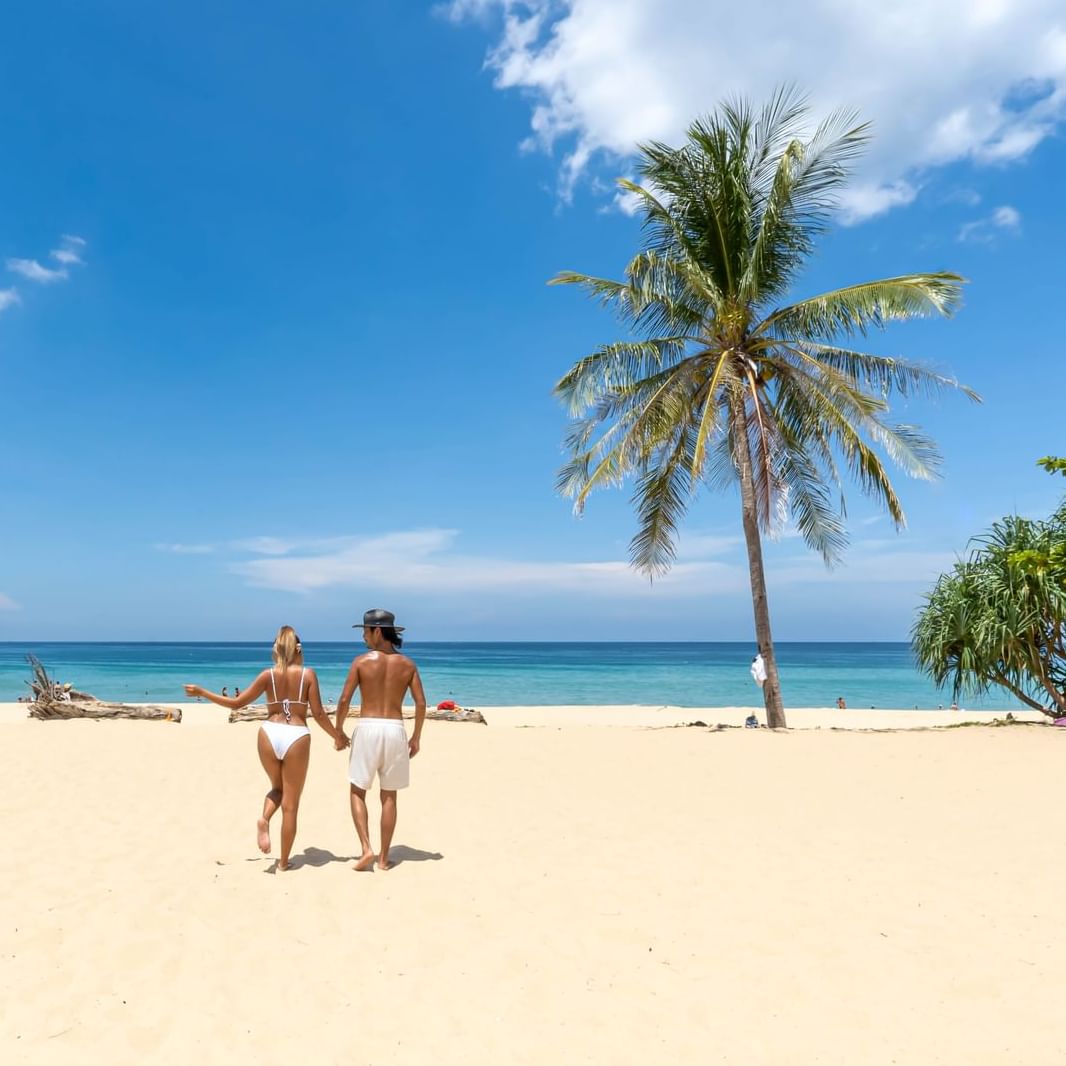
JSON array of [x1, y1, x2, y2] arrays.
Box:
[[184, 609, 427, 873]]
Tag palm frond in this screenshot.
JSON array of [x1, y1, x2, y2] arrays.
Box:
[[766, 339, 981, 402], [777, 439, 849, 564], [554, 337, 693, 414], [740, 101, 870, 305], [745, 85, 812, 194], [690, 352, 735, 477], [629, 424, 698, 576], [758, 274, 966, 339], [561, 361, 702, 511], [769, 359, 910, 523]]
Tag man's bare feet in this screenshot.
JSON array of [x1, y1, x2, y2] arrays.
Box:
[[277, 860, 290, 872], [353, 851, 376, 872], [376, 858, 392, 871], [257, 818, 271, 854]]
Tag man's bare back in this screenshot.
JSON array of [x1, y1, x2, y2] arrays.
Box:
[[335, 630, 427, 748], [351, 649, 420, 719]]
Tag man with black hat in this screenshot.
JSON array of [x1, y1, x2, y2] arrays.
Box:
[[335, 608, 427, 871]]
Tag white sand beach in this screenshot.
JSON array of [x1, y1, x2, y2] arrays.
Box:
[[2, 703, 1064, 1064]]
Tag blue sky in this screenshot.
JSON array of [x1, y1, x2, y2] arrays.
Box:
[[2, 1, 1064, 641]]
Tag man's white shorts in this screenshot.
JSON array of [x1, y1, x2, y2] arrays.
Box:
[[349, 717, 410, 790]]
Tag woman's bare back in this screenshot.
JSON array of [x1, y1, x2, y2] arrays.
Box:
[[264, 664, 314, 725]]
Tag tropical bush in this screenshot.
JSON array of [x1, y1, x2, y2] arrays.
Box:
[[913, 459, 1066, 715]]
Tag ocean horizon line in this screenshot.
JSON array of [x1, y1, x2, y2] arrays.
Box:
[[1, 638, 915, 646], [0, 638, 991, 709]]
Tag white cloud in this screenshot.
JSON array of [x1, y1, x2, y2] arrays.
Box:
[[6, 258, 68, 284], [0, 593, 19, 610], [674, 532, 742, 559], [155, 542, 215, 555], [230, 527, 744, 596], [958, 203, 1022, 241], [0, 289, 20, 314], [772, 547, 958, 587], [447, 0, 1066, 219], [992, 204, 1022, 228], [51, 234, 86, 265], [944, 187, 983, 207], [231, 536, 299, 556], [222, 525, 958, 612], [838, 181, 920, 226]]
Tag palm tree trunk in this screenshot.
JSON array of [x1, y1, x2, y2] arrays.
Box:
[[731, 390, 787, 728]]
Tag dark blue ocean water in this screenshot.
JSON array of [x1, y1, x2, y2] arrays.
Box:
[[0, 642, 1016, 709]]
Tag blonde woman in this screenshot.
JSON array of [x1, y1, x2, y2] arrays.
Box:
[[184, 626, 348, 871]]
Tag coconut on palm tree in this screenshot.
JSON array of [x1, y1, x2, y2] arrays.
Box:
[[552, 90, 977, 728]]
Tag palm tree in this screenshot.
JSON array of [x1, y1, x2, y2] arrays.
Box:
[[552, 90, 977, 728]]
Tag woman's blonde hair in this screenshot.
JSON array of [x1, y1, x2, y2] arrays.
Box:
[[272, 625, 302, 669]]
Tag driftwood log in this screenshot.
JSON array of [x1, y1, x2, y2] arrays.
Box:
[[229, 705, 487, 725], [30, 701, 182, 722], [26, 655, 182, 722]]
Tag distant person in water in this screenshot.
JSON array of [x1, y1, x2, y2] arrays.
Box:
[[836, 697, 846, 710], [234, 686, 241, 698], [335, 609, 427, 872], [184, 625, 348, 871], [222, 687, 228, 697]]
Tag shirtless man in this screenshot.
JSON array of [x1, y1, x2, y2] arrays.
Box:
[[335, 608, 427, 871]]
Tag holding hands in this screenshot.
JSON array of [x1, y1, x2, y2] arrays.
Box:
[[334, 731, 350, 752]]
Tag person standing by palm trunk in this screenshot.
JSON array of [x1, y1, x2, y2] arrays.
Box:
[[552, 90, 978, 727]]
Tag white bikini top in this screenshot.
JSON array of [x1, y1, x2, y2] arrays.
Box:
[[269, 668, 307, 723]]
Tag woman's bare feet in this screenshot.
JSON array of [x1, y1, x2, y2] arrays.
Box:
[[353, 851, 376, 872], [257, 818, 271, 854]]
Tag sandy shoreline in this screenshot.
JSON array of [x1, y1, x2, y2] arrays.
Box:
[[0, 701, 1047, 730], [3, 708, 1064, 1063]]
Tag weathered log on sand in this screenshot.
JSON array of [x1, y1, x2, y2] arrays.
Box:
[[425, 707, 487, 724], [30, 701, 182, 722], [25, 655, 181, 721], [228, 706, 487, 724]]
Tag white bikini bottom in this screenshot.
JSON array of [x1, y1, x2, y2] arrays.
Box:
[[260, 721, 311, 760]]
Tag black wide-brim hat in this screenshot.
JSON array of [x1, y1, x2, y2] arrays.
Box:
[[354, 608, 405, 632]]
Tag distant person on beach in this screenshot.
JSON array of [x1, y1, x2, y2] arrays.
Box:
[[184, 625, 348, 872], [222, 687, 228, 697], [235, 686, 241, 698], [335, 609, 426, 872], [836, 697, 846, 710]]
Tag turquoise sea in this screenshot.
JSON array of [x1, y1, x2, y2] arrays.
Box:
[[0, 642, 1019, 709]]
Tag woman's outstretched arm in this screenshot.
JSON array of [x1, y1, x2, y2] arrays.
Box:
[[184, 670, 269, 710], [306, 670, 348, 748]]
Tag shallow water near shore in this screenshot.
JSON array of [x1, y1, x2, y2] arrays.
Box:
[[0, 641, 1019, 709]]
